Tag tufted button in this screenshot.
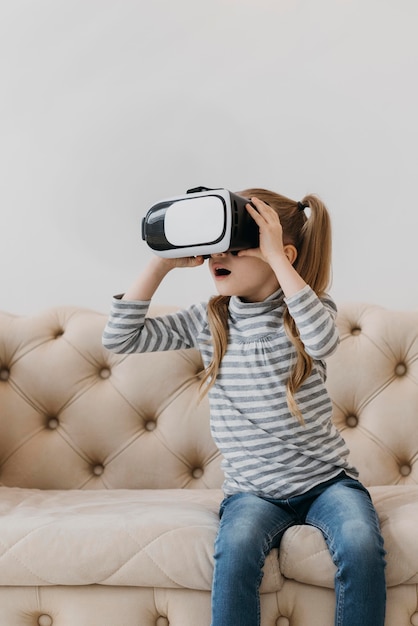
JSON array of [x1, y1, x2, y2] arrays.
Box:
[[145, 420, 157, 431], [411, 612, 418, 626], [395, 362, 407, 377], [0, 368, 9, 381], [156, 617, 169, 626], [38, 615, 53, 626], [276, 617, 290, 626], [93, 464, 104, 476], [351, 326, 361, 336], [346, 415, 358, 428], [54, 329, 64, 339], [400, 464, 412, 477], [192, 468, 204, 479], [47, 417, 59, 430], [99, 367, 111, 379]]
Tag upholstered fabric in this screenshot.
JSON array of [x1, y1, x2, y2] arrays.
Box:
[[326, 303, 418, 488], [0, 303, 417, 625], [0, 306, 221, 491], [0, 485, 417, 591]]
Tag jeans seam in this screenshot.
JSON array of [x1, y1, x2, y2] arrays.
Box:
[[265, 519, 294, 552], [306, 518, 346, 626], [336, 580, 345, 626]]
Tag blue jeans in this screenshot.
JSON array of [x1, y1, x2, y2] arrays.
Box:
[[211, 473, 386, 626]]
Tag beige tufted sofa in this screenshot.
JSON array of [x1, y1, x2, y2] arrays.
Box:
[[0, 302, 417, 626]]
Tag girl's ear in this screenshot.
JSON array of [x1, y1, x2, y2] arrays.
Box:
[[283, 244, 298, 265]]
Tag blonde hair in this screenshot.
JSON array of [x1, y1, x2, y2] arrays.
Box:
[[200, 188, 333, 423]]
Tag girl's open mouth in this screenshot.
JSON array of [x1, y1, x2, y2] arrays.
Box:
[[214, 267, 231, 277]]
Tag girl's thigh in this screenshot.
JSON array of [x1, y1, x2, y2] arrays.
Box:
[[216, 492, 296, 552], [305, 476, 385, 561]]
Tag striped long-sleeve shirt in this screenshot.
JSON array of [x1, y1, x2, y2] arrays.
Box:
[[102, 285, 358, 498]]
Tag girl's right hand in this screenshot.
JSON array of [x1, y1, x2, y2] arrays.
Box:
[[161, 255, 205, 270]]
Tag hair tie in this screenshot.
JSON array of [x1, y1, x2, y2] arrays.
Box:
[[297, 201, 308, 212]]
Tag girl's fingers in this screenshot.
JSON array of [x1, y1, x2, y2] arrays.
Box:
[[172, 255, 205, 269], [247, 197, 278, 225]]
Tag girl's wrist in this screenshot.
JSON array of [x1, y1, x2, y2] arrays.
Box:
[[270, 254, 306, 298], [267, 250, 291, 271], [122, 256, 173, 301], [149, 255, 176, 276]]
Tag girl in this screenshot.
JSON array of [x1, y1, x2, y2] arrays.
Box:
[[102, 189, 386, 626]]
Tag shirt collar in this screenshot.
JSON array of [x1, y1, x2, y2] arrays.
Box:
[[229, 288, 285, 319]]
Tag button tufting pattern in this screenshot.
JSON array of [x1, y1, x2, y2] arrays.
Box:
[[99, 367, 111, 379], [346, 415, 358, 428], [326, 303, 418, 488], [400, 464, 412, 477], [38, 615, 53, 626], [395, 363, 407, 376], [0, 306, 221, 491]]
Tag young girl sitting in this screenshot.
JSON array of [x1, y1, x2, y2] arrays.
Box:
[[103, 188, 386, 626]]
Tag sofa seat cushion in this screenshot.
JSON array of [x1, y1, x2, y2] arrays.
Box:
[[0, 487, 283, 592], [279, 485, 418, 589], [1, 486, 416, 592]]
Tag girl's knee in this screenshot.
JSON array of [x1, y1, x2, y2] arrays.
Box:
[[216, 515, 267, 555], [335, 519, 386, 572], [214, 494, 278, 567]]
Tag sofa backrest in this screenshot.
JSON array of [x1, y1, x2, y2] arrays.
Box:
[[326, 302, 418, 487], [0, 303, 417, 490]]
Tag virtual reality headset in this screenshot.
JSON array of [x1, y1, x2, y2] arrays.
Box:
[[141, 186, 258, 258]]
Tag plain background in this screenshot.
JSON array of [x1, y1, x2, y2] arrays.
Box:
[[1, 0, 417, 315]]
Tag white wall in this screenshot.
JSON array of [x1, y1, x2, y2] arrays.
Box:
[[1, 0, 417, 315]]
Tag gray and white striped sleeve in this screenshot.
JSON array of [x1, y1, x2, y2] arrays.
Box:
[[102, 296, 206, 354], [285, 285, 339, 359]]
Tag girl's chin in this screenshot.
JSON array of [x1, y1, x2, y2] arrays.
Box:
[[213, 283, 234, 296]]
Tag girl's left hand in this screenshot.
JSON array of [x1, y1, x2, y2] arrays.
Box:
[[238, 197, 286, 265]]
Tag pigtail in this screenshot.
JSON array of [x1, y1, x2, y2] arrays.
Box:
[[199, 295, 230, 395], [283, 194, 333, 422], [294, 195, 332, 297]]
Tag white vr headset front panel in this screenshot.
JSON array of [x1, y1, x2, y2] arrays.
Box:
[[164, 195, 229, 247]]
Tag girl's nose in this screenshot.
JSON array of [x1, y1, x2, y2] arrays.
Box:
[[210, 251, 228, 258]]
